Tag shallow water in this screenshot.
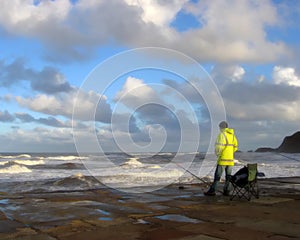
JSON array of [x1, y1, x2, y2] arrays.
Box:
[[155, 214, 201, 223]]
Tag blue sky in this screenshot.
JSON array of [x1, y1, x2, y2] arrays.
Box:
[[0, 0, 300, 153]]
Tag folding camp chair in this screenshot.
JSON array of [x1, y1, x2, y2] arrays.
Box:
[[230, 163, 259, 201]]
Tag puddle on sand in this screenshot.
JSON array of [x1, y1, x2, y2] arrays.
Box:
[[96, 209, 113, 221], [149, 204, 169, 211], [175, 194, 191, 199], [71, 200, 105, 206], [96, 209, 110, 216], [0, 199, 16, 220], [155, 214, 201, 223], [98, 217, 113, 221], [0, 199, 19, 212], [0, 199, 9, 204]]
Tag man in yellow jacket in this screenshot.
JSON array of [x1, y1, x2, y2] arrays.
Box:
[[204, 121, 238, 196]]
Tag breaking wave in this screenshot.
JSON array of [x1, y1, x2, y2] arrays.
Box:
[[0, 162, 32, 173], [52, 173, 96, 188], [44, 155, 88, 161], [0, 154, 32, 159], [13, 160, 45, 166], [120, 158, 143, 168]]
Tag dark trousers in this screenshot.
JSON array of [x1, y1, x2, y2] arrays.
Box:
[[209, 164, 232, 193]]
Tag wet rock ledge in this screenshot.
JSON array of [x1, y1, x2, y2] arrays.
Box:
[[0, 178, 299, 240]]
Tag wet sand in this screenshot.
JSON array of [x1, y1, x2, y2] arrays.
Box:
[[0, 177, 299, 240]]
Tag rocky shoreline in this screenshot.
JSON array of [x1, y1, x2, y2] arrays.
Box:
[[0, 177, 299, 240], [256, 131, 300, 153]]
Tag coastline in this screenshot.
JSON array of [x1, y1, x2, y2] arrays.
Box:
[[0, 176, 299, 240]]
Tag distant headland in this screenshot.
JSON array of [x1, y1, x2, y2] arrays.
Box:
[[255, 131, 300, 153]]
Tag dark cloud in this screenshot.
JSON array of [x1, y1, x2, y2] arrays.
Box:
[[15, 112, 70, 128], [37, 117, 66, 128], [110, 113, 140, 134], [162, 78, 215, 122], [162, 79, 205, 104], [0, 58, 31, 86], [30, 67, 73, 94], [0, 110, 15, 122], [94, 97, 113, 123], [221, 81, 300, 104], [0, 58, 72, 94], [227, 119, 300, 151], [15, 112, 35, 122], [135, 104, 181, 146], [136, 104, 178, 127]]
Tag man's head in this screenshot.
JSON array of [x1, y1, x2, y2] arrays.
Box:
[[219, 121, 228, 129]]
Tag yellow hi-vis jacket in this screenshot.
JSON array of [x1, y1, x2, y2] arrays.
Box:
[[215, 128, 238, 166]]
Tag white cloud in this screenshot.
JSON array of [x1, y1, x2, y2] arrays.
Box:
[[0, 0, 71, 31], [232, 66, 245, 82], [207, 64, 300, 124], [273, 66, 300, 87], [177, 0, 289, 62], [114, 76, 160, 108], [226, 100, 300, 121], [0, 0, 290, 63], [211, 64, 247, 86], [220, 76, 300, 122], [16, 89, 112, 123], [16, 94, 62, 114], [125, 0, 188, 26], [0, 127, 76, 152]]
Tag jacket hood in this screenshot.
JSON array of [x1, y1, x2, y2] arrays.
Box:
[[222, 128, 234, 135]]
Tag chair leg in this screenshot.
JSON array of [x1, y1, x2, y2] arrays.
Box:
[[231, 184, 248, 201], [255, 181, 259, 198], [230, 183, 239, 201], [247, 187, 251, 201], [230, 181, 260, 201], [249, 181, 259, 199]]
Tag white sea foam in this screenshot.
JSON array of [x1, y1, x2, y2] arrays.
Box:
[[0, 164, 32, 173], [120, 158, 143, 168], [120, 158, 162, 170], [13, 160, 45, 166], [147, 164, 161, 169], [0, 154, 32, 159], [0, 152, 299, 189], [234, 159, 244, 164], [97, 167, 184, 189], [127, 168, 182, 178], [157, 152, 173, 156], [43, 156, 88, 161]]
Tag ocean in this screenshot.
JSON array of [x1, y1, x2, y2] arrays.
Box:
[[0, 152, 299, 194]]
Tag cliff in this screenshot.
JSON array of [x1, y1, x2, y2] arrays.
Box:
[[255, 131, 300, 153], [277, 131, 300, 153]]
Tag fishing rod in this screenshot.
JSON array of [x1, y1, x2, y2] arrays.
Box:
[[175, 163, 227, 194], [276, 152, 300, 163], [175, 163, 211, 186]]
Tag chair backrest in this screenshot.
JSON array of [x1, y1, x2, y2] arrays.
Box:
[[247, 163, 257, 182]]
